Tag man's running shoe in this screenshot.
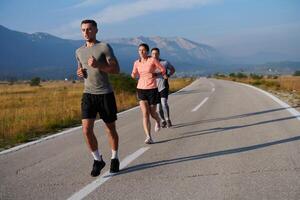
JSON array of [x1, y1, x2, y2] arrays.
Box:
[[167, 120, 172, 128], [161, 120, 167, 128], [90, 159, 106, 177], [110, 158, 120, 173]]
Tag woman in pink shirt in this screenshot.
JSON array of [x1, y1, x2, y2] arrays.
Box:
[[131, 43, 167, 144]]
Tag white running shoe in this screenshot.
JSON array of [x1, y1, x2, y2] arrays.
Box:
[[154, 122, 161, 132], [144, 137, 153, 144]]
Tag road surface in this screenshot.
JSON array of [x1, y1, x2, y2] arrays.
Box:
[[1, 78, 300, 200]]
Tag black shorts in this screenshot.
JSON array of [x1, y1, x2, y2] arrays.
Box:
[[81, 92, 117, 123], [159, 87, 169, 99], [159, 79, 169, 99], [137, 88, 160, 105]]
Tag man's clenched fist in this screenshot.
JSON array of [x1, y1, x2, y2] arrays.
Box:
[[88, 56, 98, 68]]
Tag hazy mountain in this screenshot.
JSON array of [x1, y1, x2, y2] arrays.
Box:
[[108, 36, 227, 74], [0, 25, 224, 80], [0, 25, 299, 80], [0, 25, 82, 80]]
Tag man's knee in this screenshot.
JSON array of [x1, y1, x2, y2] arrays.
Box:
[[82, 126, 93, 136], [105, 122, 117, 134]]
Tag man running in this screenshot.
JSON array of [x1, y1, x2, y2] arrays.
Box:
[[151, 48, 175, 128], [76, 19, 120, 176]]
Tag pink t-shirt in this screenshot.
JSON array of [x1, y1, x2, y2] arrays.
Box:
[[131, 57, 166, 89]]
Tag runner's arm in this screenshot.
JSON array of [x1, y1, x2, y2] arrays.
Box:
[[153, 58, 167, 79]]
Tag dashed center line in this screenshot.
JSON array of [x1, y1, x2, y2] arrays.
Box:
[[192, 97, 209, 112]]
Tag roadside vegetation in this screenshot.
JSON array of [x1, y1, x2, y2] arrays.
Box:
[[0, 75, 194, 149]]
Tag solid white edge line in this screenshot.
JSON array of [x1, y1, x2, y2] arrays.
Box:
[[1, 79, 201, 156], [192, 97, 209, 112], [67, 147, 150, 200], [239, 83, 300, 120], [0, 126, 82, 156]]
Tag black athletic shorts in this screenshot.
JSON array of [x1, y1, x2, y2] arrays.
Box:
[[137, 88, 160, 105], [159, 79, 169, 99], [159, 87, 169, 99], [81, 92, 117, 123]]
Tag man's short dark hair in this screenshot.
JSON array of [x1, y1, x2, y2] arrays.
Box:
[[151, 47, 160, 54], [139, 43, 149, 52], [81, 19, 97, 28]]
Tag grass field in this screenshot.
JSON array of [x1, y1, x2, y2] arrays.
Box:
[[214, 74, 300, 91], [0, 77, 194, 149]]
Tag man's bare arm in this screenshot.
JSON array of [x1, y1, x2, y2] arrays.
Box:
[[168, 64, 175, 76], [88, 56, 120, 74], [100, 58, 120, 74]]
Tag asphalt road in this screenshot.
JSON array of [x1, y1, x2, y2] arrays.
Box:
[[1, 78, 300, 200]]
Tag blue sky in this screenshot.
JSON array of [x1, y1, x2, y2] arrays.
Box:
[[1, 0, 300, 58]]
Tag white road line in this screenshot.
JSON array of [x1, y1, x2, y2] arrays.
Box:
[[240, 83, 300, 120], [67, 147, 150, 200], [191, 97, 209, 112], [0, 126, 82, 156], [212, 88, 215, 93]]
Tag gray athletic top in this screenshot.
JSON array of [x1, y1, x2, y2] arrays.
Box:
[[155, 59, 172, 92], [76, 41, 116, 94]]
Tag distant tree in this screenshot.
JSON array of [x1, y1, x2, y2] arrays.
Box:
[[236, 72, 247, 79], [30, 77, 41, 86], [250, 73, 263, 80], [229, 73, 236, 77], [293, 71, 300, 76]]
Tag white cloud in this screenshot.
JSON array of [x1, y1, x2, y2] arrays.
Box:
[[53, 0, 221, 39], [70, 0, 103, 9], [94, 0, 221, 24], [55, 0, 105, 12]]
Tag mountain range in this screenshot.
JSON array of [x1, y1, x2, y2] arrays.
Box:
[[0, 25, 299, 80]]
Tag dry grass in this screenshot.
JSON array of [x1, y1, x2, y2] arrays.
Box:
[[169, 77, 195, 93], [0, 78, 194, 149], [216, 75, 300, 92], [277, 76, 300, 91], [0, 81, 83, 148]]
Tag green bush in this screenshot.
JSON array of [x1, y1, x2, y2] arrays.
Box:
[[236, 72, 247, 79], [293, 71, 300, 76], [229, 73, 236, 77], [265, 81, 280, 88], [30, 77, 41, 86], [250, 73, 263, 80], [109, 73, 137, 93], [252, 80, 262, 86]]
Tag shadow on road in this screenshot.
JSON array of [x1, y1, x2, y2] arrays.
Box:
[[156, 115, 300, 144], [172, 106, 300, 129], [105, 135, 300, 177]]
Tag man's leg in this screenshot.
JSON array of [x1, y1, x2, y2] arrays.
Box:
[[157, 100, 166, 127], [161, 97, 170, 121], [104, 121, 120, 173], [82, 119, 106, 177]]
